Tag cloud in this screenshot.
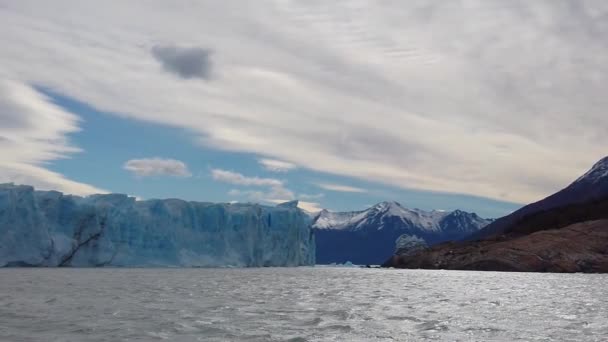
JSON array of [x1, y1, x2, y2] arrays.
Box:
[[227, 189, 242, 196], [211, 169, 283, 187], [1, 163, 105, 195], [258, 158, 297, 172], [219, 169, 295, 205], [123, 158, 191, 177], [266, 185, 295, 200], [223, 169, 298, 207], [0, 79, 104, 195], [315, 183, 367, 193], [2, 2, 608, 203], [226, 185, 294, 203], [298, 193, 325, 200], [297, 201, 324, 213], [228, 185, 296, 202], [151, 45, 213, 80]]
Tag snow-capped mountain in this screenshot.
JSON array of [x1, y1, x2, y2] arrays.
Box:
[[313, 201, 488, 235], [313, 201, 451, 232], [313, 201, 491, 264], [574, 156, 608, 184], [0, 184, 315, 267], [471, 155, 608, 240]]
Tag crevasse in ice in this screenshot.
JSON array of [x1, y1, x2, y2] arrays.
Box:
[[0, 184, 315, 267]]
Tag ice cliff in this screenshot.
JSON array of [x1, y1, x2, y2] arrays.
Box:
[[0, 184, 315, 267]]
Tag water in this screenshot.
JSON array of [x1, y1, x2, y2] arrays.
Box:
[[1, 268, 606, 341]]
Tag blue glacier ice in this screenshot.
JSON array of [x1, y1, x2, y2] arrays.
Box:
[[0, 184, 315, 267]]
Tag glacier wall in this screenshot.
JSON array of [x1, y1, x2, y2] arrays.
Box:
[[0, 184, 315, 267]]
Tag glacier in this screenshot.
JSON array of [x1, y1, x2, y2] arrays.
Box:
[[0, 184, 315, 267]]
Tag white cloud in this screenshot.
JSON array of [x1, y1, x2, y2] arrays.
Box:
[[226, 185, 295, 203], [315, 183, 367, 193], [258, 158, 297, 172], [2, 2, 608, 203], [227, 189, 242, 196], [266, 185, 295, 200], [0, 79, 104, 195], [298, 193, 325, 200], [296, 201, 324, 213], [228, 183, 325, 212], [124, 158, 191, 177], [220, 169, 295, 204], [211, 169, 283, 187], [1, 162, 104, 195]]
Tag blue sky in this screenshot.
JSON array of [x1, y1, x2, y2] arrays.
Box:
[[1, 1, 607, 219], [44, 90, 520, 218]]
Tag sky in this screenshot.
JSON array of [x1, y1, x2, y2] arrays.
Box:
[[0, 1, 607, 218]]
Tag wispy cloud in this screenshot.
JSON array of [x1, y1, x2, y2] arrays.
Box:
[[217, 169, 297, 205], [227, 189, 242, 196], [315, 183, 367, 193], [226, 185, 295, 204], [298, 193, 325, 200], [0, 79, 104, 195], [297, 201, 324, 213], [258, 158, 297, 172], [226, 183, 293, 198], [124, 158, 192, 177], [211, 169, 283, 187]]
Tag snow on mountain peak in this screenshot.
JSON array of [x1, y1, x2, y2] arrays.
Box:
[[371, 201, 409, 213], [575, 156, 608, 184], [314, 202, 491, 264], [374, 201, 401, 208], [312, 201, 464, 232], [311, 209, 364, 230]]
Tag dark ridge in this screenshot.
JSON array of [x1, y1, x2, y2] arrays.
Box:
[[468, 156, 608, 240], [503, 196, 608, 237]]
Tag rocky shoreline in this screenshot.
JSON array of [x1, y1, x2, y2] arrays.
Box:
[[383, 219, 608, 273], [383, 157, 608, 273]]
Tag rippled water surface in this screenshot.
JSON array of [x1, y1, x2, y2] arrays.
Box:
[[1, 268, 607, 341]]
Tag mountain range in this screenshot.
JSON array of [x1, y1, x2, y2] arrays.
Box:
[[383, 156, 608, 272], [312, 201, 490, 265]]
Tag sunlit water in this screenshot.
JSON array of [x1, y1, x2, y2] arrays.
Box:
[[1, 268, 606, 341]]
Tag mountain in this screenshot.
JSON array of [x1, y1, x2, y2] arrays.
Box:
[[0, 184, 315, 267], [470, 156, 608, 240], [313, 201, 490, 265], [383, 156, 608, 272]]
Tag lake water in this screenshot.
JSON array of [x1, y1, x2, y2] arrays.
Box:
[[0, 268, 606, 341]]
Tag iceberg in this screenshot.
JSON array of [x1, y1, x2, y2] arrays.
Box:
[[0, 184, 315, 267]]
